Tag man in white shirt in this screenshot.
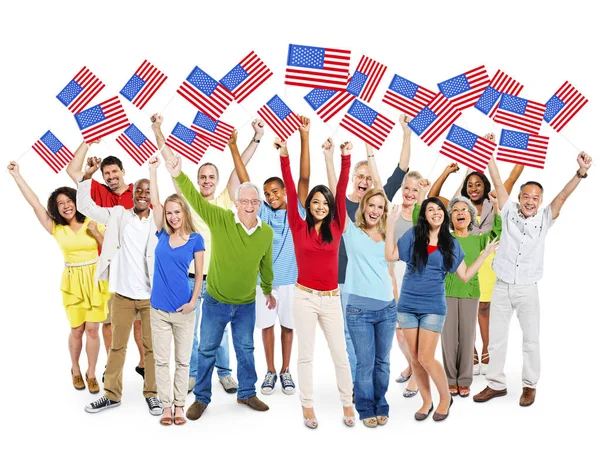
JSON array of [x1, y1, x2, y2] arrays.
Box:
[[76, 158, 161, 416], [474, 152, 592, 407]]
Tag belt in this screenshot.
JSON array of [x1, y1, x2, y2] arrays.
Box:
[[65, 258, 98, 267], [188, 273, 207, 280], [295, 283, 340, 297]]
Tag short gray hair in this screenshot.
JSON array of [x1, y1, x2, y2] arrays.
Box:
[[235, 181, 261, 202], [448, 196, 477, 232]]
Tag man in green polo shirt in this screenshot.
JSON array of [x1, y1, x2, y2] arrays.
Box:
[[164, 151, 276, 421]]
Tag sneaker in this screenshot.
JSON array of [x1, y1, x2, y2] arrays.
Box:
[[146, 396, 162, 416], [280, 369, 296, 395], [261, 371, 277, 395], [219, 375, 238, 394], [85, 396, 121, 413]]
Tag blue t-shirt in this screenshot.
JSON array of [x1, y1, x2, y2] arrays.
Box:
[[151, 229, 205, 312], [258, 200, 306, 286], [397, 228, 465, 315]]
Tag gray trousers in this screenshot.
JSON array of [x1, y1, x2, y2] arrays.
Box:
[[442, 297, 479, 386], [486, 280, 540, 390]]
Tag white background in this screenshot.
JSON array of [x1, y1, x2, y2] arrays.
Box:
[[1, 1, 598, 466]]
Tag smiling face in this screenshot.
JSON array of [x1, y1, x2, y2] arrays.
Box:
[[351, 163, 373, 200], [165, 200, 184, 232], [309, 191, 329, 222], [518, 184, 543, 217], [56, 193, 76, 221], [133, 179, 151, 213], [263, 181, 286, 210], [425, 201, 445, 228], [363, 194, 386, 228], [451, 201, 471, 231], [402, 177, 420, 206], [198, 164, 218, 198], [102, 164, 126, 192], [235, 185, 260, 226], [466, 174, 485, 203]]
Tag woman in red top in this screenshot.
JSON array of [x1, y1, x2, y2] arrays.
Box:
[[277, 137, 355, 429]]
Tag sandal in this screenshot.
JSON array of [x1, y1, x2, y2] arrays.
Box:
[[376, 415, 388, 426], [449, 385, 459, 396], [174, 406, 186, 426], [458, 386, 470, 398], [302, 407, 318, 429], [363, 417, 377, 428], [480, 353, 490, 375], [160, 408, 173, 426]]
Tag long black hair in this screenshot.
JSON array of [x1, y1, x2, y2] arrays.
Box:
[[47, 187, 85, 226], [460, 172, 491, 203], [412, 197, 454, 273], [305, 185, 335, 244]]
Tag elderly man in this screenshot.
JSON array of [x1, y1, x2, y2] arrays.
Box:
[[164, 148, 275, 421], [474, 151, 592, 407]]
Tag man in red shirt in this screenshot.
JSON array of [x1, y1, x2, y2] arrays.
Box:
[[67, 141, 146, 378]]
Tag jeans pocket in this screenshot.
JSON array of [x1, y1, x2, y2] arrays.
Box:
[[203, 293, 219, 307], [346, 306, 362, 316]]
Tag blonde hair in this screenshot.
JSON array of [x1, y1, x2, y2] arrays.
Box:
[[355, 188, 389, 240], [163, 194, 198, 235], [402, 170, 423, 186]]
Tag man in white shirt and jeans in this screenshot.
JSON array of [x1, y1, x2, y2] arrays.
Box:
[[474, 151, 592, 407]]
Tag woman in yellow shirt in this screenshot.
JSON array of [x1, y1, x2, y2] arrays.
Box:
[[8, 161, 110, 393]]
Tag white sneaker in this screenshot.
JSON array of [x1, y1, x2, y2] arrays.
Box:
[[219, 375, 238, 394], [473, 363, 481, 376]]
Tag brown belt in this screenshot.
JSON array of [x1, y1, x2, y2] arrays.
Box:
[[295, 283, 340, 297]]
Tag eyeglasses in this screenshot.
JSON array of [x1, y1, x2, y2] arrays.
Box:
[[451, 207, 469, 214], [354, 174, 373, 182], [238, 198, 261, 206]]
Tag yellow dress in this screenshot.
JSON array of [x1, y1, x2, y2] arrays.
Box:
[[52, 218, 110, 328], [477, 215, 496, 302]]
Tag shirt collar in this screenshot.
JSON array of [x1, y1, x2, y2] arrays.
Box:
[[234, 211, 262, 231]]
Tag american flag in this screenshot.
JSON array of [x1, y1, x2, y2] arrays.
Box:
[[497, 129, 549, 169], [346, 55, 387, 102], [257, 95, 303, 142], [56, 67, 105, 114], [544, 81, 588, 132], [74, 96, 130, 143], [165, 123, 209, 164], [437, 65, 490, 111], [339, 100, 395, 150], [382, 74, 437, 117], [116, 124, 158, 166], [32, 131, 74, 173], [177, 66, 234, 120], [493, 95, 546, 134], [440, 125, 496, 173], [120, 60, 167, 110], [304, 88, 355, 122], [475, 69, 524, 118], [408, 93, 462, 146], [220, 51, 273, 103], [285, 44, 351, 91], [191, 111, 234, 151]]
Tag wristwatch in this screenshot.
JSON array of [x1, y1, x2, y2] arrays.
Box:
[[576, 169, 588, 179], [251, 138, 261, 144]]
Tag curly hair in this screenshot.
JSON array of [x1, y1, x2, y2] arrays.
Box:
[[47, 187, 85, 226], [448, 196, 477, 232]]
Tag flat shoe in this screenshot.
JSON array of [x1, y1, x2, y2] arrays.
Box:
[[376, 415, 388, 426], [403, 388, 419, 398], [363, 417, 377, 428], [72, 370, 85, 391], [85, 373, 100, 394], [414, 404, 434, 421], [396, 372, 412, 383], [433, 398, 454, 422]]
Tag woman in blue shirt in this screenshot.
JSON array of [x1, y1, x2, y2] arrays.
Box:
[[149, 156, 205, 426], [385, 197, 497, 422], [343, 188, 396, 428]]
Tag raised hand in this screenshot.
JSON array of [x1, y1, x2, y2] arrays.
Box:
[[419, 178, 431, 194], [489, 190, 498, 207], [387, 204, 403, 224], [340, 141, 353, 156], [444, 162, 460, 174], [7, 161, 20, 177], [84, 157, 101, 180], [151, 113, 164, 132], [577, 151, 592, 171], [148, 155, 161, 170], [251, 118, 265, 139], [322, 137, 334, 160], [399, 114, 412, 132], [228, 129, 238, 147], [165, 153, 182, 177], [299, 115, 311, 136], [484, 132, 496, 143], [274, 137, 288, 156]]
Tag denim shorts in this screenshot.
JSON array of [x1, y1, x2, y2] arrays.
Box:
[[397, 312, 446, 333]]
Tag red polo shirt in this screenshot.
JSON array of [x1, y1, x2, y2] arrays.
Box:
[[91, 179, 134, 208]]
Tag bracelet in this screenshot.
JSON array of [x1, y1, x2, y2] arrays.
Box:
[[576, 170, 588, 179], [251, 138, 261, 144], [367, 154, 374, 158]]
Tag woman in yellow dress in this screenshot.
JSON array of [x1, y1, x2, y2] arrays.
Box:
[[8, 161, 110, 393]]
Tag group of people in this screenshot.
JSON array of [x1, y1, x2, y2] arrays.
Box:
[[8, 112, 592, 428]]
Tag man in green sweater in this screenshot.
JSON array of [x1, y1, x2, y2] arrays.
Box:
[[165, 151, 275, 421]]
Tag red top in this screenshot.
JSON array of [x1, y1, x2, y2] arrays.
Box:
[[427, 245, 438, 254], [281, 154, 350, 291], [91, 179, 134, 208]]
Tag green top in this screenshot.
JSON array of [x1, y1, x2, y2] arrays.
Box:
[[175, 172, 274, 304]]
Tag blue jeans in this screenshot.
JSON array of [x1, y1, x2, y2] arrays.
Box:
[[346, 301, 397, 419], [340, 284, 357, 383], [193, 291, 257, 404], [188, 278, 232, 379]]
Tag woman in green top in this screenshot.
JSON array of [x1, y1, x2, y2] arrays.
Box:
[[443, 194, 501, 397]]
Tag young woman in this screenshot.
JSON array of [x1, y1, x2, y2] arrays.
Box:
[[148, 156, 205, 426], [277, 137, 355, 429], [7, 161, 109, 393], [443, 195, 501, 397], [343, 188, 396, 427], [385, 197, 497, 421], [428, 147, 523, 375]]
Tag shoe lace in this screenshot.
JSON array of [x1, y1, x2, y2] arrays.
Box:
[[147, 397, 160, 408], [263, 372, 276, 387], [92, 397, 108, 408], [280, 372, 294, 388]]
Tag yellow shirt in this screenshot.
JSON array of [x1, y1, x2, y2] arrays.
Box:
[[52, 218, 105, 263]]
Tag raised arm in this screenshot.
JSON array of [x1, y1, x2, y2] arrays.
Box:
[[398, 114, 412, 171], [504, 164, 525, 195], [322, 137, 338, 197], [227, 130, 250, 184], [385, 205, 402, 261], [550, 152, 592, 220], [151, 114, 183, 196], [148, 156, 163, 231], [76, 158, 111, 225], [226, 119, 265, 201], [277, 139, 303, 233], [334, 142, 352, 231], [483, 133, 509, 210], [479, 191, 502, 248], [365, 142, 383, 190], [7, 161, 53, 234], [66, 140, 100, 185], [429, 162, 459, 208], [455, 238, 499, 283], [298, 115, 311, 206]]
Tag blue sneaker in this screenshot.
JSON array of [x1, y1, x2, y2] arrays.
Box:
[[280, 368, 296, 395], [261, 371, 277, 395]]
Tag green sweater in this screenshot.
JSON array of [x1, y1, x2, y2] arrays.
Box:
[[175, 172, 274, 304]]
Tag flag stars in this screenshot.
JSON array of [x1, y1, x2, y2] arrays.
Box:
[[194, 112, 218, 132], [349, 101, 378, 126], [448, 125, 477, 150], [173, 123, 198, 145], [124, 124, 147, 146], [475, 87, 501, 114], [188, 67, 218, 95], [75, 105, 106, 130], [409, 107, 437, 135], [268, 96, 293, 120], [120, 75, 146, 101], [438, 75, 470, 98], [500, 130, 529, 149], [220, 65, 249, 91], [390, 75, 418, 99], [40, 131, 64, 153], [500, 94, 527, 114], [544, 95, 565, 122], [305, 89, 337, 109], [288, 45, 325, 69], [57, 80, 83, 106], [347, 72, 367, 96]]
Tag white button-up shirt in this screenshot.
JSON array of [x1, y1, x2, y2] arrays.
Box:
[[492, 200, 555, 285], [234, 212, 263, 236]]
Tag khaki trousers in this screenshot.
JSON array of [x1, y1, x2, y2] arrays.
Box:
[[442, 297, 479, 386], [293, 287, 353, 408], [104, 293, 156, 401], [150, 307, 196, 407]]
